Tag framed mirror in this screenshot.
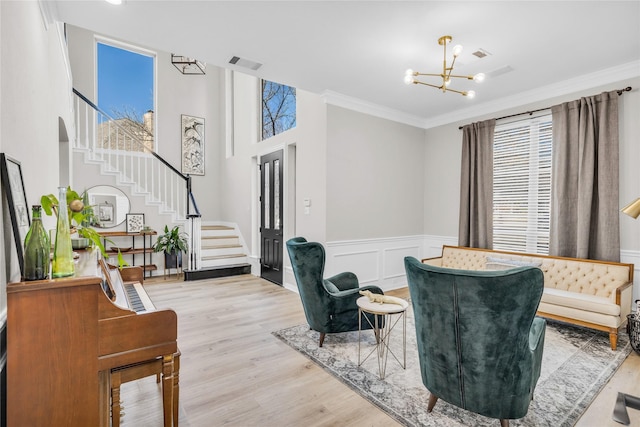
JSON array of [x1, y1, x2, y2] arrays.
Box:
[[85, 185, 130, 228]]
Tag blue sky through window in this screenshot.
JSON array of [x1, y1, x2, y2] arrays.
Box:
[[97, 42, 154, 120]]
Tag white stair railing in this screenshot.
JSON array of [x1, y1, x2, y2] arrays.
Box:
[[73, 88, 202, 268]]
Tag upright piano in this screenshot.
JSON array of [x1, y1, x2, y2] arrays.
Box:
[[7, 250, 178, 426]]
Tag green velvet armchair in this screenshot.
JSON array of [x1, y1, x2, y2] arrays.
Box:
[[286, 237, 384, 347], [404, 256, 546, 427]]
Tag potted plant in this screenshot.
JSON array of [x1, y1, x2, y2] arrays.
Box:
[[152, 225, 188, 272]]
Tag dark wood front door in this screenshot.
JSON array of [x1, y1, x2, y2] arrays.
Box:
[[260, 150, 284, 285]]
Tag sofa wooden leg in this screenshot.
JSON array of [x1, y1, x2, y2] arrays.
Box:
[[319, 332, 326, 347], [500, 419, 509, 427], [609, 329, 618, 351], [427, 393, 438, 412]]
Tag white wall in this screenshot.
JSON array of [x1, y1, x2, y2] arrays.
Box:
[[1, 2, 74, 287], [221, 73, 328, 280]]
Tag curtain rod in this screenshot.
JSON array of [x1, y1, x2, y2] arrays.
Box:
[[458, 86, 632, 130]]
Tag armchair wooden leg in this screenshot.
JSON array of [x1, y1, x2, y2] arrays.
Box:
[[500, 419, 509, 427], [427, 393, 438, 412], [319, 332, 326, 347]]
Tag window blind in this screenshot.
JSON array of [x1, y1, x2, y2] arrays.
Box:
[[493, 114, 552, 254]]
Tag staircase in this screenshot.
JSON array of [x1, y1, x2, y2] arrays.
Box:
[[73, 88, 251, 280], [184, 224, 251, 281]]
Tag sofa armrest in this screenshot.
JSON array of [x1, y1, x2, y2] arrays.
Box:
[[421, 256, 442, 266], [617, 280, 634, 319]]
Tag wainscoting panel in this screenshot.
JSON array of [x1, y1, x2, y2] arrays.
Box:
[[332, 250, 380, 284], [382, 245, 421, 280], [325, 236, 427, 291]]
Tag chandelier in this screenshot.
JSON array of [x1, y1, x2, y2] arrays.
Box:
[[404, 35, 485, 98]]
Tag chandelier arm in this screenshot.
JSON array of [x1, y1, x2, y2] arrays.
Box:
[[445, 55, 458, 82], [414, 72, 444, 78], [442, 86, 468, 96], [413, 81, 445, 90], [447, 74, 475, 80]]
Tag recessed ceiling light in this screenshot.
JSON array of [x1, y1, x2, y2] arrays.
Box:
[[105, 0, 123, 5]]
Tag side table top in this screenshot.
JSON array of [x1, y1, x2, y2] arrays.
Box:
[[356, 295, 409, 314]]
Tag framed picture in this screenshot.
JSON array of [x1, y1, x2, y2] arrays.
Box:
[[98, 202, 115, 227], [0, 153, 30, 277], [126, 213, 145, 233], [181, 114, 205, 175]]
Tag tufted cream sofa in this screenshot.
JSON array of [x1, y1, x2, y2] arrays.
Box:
[[422, 245, 635, 350]]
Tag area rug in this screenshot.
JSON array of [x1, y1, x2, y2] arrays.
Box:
[[273, 307, 631, 427]]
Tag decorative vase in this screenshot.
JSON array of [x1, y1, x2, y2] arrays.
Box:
[[23, 205, 50, 281], [52, 187, 75, 278]]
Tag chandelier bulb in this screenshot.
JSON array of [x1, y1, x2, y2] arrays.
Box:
[[452, 44, 463, 57], [444, 78, 451, 87], [404, 74, 415, 85], [466, 90, 476, 99], [405, 68, 414, 76], [473, 73, 486, 83]]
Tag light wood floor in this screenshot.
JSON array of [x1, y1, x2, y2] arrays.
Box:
[[119, 274, 640, 426]]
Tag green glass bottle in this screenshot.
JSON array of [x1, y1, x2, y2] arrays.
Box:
[[52, 186, 75, 278], [23, 205, 50, 281]]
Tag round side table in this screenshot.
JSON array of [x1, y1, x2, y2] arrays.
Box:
[[357, 295, 409, 379]]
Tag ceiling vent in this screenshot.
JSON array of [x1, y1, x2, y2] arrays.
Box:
[[472, 48, 491, 58], [229, 56, 262, 71]]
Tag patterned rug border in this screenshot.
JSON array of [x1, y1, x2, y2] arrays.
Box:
[[273, 319, 631, 427]]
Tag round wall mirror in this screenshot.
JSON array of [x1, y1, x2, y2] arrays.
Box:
[[85, 185, 131, 228]]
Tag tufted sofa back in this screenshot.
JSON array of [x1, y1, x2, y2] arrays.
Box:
[[425, 246, 633, 301]]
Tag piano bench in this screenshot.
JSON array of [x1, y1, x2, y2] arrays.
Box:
[[110, 351, 180, 427]]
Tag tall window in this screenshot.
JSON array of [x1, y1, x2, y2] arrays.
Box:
[[261, 80, 296, 140], [97, 41, 155, 151], [493, 114, 552, 254]]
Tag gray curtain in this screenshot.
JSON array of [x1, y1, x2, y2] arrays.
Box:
[[550, 91, 620, 261], [458, 119, 495, 249]]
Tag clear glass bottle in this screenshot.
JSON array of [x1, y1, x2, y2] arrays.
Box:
[[52, 187, 75, 278], [23, 205, 50, 281]]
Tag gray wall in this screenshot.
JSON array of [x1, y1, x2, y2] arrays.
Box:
[[326, 106, 425, 241]]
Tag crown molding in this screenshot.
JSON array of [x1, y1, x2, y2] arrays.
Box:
[[323, 61, 640, 131], [38, 0, 58, 30], [321, 90, 428, 129]]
